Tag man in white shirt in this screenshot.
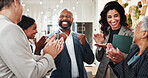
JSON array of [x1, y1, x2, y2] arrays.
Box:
[[0, 0, 64, 78], [48, 9, 94, 78]]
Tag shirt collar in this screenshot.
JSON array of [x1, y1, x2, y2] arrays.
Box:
[[59, 29, 73, 37], [0, 15, 11, 22]]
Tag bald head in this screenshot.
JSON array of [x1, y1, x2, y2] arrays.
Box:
[[58, 9, 73, 30], [60, 9, 73, 18]]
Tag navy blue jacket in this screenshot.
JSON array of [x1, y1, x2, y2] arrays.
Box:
[[47, 30, 94, 78], [110, 44, 148, 78]]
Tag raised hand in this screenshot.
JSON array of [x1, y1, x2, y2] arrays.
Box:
[[93, 33, 105, 48], [34, 36, 47, 54], [106, 43, 124, 64], [58, 32, 67, 42], [93, 33, 105, 44], [43, 35, 64, 59], [78, 34, 86, 46], [94, 43, 107, 48]]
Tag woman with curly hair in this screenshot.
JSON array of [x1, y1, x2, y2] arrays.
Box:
[[93, 1, 133, 78]]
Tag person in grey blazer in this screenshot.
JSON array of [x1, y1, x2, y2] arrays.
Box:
[[93, 1, 133, 78], [0, 0, 64, 78], [47, 9, 94, 78], [107, 16, 148, 78]]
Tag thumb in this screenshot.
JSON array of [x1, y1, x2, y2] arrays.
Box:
[[78, 35, 80, 40], [116, 48, 120, 53]]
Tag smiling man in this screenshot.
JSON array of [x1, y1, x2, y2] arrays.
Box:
[[47, 9, 94, 78]]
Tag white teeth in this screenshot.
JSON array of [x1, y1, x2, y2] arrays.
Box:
[[111, 22, 117, 25], [62, 22, 68, 24]]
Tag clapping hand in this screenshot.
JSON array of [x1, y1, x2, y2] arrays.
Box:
[[34, 36, 47, 54], [106, 43, 124, 64], [78, 34, 86, 46], [43, 35, 64, 59]]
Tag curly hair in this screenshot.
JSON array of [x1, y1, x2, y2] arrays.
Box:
[[99, 1, 128, 36]]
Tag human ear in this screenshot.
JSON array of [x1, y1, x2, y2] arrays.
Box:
[[142, 31, 148, 39], [13, 0, 20, 8]]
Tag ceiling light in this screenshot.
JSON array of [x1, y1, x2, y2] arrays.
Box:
[[57, 5, 59, 8], [73, 7, 75, 10], [41, 12, 43, 14], [76, 1, 79, 4], [40, 1, 42, 5], [27, 9, 29, 12], [75, 12, 77, 14], [60, 0, 63, 3]]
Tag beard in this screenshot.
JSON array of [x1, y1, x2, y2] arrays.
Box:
[[59, 20, 72, 30]]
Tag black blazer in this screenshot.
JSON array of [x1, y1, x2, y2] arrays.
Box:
[[110, 44, 148, 78], [47, 30, 94, 78]]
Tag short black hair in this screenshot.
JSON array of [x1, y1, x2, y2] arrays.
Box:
[[18, 15, 35, 29]]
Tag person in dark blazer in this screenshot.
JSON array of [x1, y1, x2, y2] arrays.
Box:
[[106, 16, 148, 78], [47, 9, 94, 78], [93, 1, 133, 78]]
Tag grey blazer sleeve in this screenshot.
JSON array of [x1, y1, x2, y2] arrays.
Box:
[[0, 24, 56, 78], [96, 47, 105, 62]]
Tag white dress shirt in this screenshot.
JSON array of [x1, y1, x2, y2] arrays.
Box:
[[65, 31, 79, 78]]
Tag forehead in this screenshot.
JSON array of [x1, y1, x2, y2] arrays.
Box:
[[107, 9, 119, 15], [60, 10, 72, 16]]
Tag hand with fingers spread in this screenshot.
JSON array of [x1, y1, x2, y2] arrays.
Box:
[[78, 34, 86, 46], [93, 33, 106, 48], [34, 36, 47, 54], [43, 35, 64, 59], [106, 43, 124, 64]]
